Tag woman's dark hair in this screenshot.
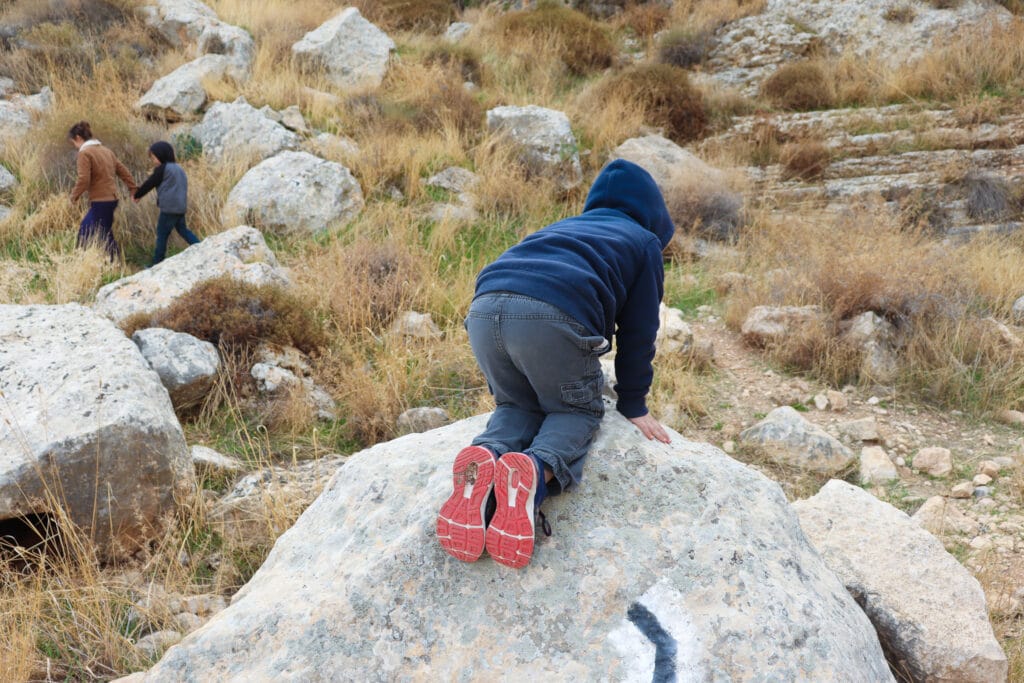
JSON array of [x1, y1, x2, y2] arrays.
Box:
[[68, 121, 93, 141]]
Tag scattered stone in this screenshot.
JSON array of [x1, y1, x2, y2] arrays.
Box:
[[486, 105, 582, 190], [794, 480, 1007, 683], [913, 496, 978, 535], [895, 456, 905, 467], [993, 456, 1017, 469], [860, 446, 897, 484], [914, 446, 953, 478], [972, 474, 993, 487], [191, 98, 299, 164], [840, 312, 900, 383], [997, 409, 1024, 427], [611, 134, 730, 192], [0, 87, 54, 142], [172, 612, 205, 634], [94, 226, 288, 324], [712, 271, 752, 295], [134, 413, 892, 681], [304, 132, 359, 159], [813, 393, 828, 410], [0, 304, 193, 560], [951, 482, 975, 499], [0, 164, 17, 194], [423, 166, 478, 194], [838, 417, 880, 442], [254, 343, 312, 377], [738, 406, 855, 474], [250, 363, 336, 421], [135, 54, 233, 120], [208, 455, 346, 550], [969, 536, 993, 551], [426, 202, 480, 224], [389, 311, 443, 339], [972, 486, 990, 499], [221, 151, 364, 235], [657, 304, 693, 354], [132, 328, 220, 410], [445, 21, 472, 43], [1012, 295, 1024, 324], [191, 445, 244, 475], [827, 390, 848, 412], [140, 0, 253, 76], [292, 8, 395, 90], [740, 305, 824, 346], [978, 460, 1000, 478], [722, 439, 736, 454], [277, 105, 311, 134], [135, 630, 183, 660], [397, 407, 451, 434]]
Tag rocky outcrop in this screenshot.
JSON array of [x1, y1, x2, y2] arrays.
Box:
[[132, 413, 892, 681], [486, 105, 582, 190], [93, 226, 289, 324], [794, 480, 1007, 683], [135, 54, 233, 120], [132, 328, 220, 410], [0, 304, 193, 559], [706, 0, 1010, 94], [611, 134, 730, 191], [141, 0, 253, 77], [221, 151, 364, 235], [191, 98, 299, 164], [291, 8, 395, 90], [0, 87, 53, 146], [741, 304, 824, 346], [739, 406, 855, 473]]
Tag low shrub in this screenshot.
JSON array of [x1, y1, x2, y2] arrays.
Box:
[[780, 140, 831, 180], [355, 0, 457, 32], [120, 276, 328, 355], [996, 0, 1024, 14], [657, 28, 711, 69], [593, 64, 708, 143], [615, 3, 670, 37], [928, 0, 961, 8], [665, 184, 745, 241], [422, 42, 486, 84], [882, 4, 916, 22], [760, 61, 836, 111], [497, 3, 615, 75], [959, 171, 1016, 222]]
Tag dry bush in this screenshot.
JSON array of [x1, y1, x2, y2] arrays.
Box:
[[883, 4, 916, 23], [996, 0, 1024, 14], [780, 140, 831, 180], [353, 0, 457, 32], [657, 27, 712, 68], [668, 0, 767, 33], [590, 64, 708, 143], [47, 244, 117, 303], [494, 3, 615, 76], [422, 42, 487, 85], [614, 3, 671, 38], [958, 171, 1017, 222], [664, 180, 745, 242], [928, 0, 961, 8], [761, 61, 836, 111], [121, 276, 328, 355], [380, 63, 484, 136]]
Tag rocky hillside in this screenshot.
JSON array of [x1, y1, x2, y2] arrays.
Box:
[[1, 0, 1023, 680]]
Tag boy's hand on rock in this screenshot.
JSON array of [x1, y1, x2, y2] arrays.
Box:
[[628, 414, 671, 444]]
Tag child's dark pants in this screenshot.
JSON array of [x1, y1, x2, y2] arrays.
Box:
[[77, 200, 120, 258], [465, 292, 607, 495], [153, 212, 200, 265]]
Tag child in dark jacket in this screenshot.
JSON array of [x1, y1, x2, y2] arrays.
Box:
[[437, 159, 675, 569], [133, 141, 200, 265]]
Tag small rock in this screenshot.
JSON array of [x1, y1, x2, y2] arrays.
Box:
[[827, 390, 847, 412], [1012, 295, 1024, 324], [722, 440, 736, 454], [445, 21, 472, 43], [397, 407, 450, 434], [973, 486, 990, 499], [866, 396, 881, 406], [838, 417, 879, 442], [389, 311, 442, 339], [976, 498, 997, 510], [860, 446, 898, 484], [813, 394, 828, 411], [895, 457, 906, 467], [136, 630, 182, 659], [913, 496, 977, 535], [914, 447, 953, 478], [993, 456, 1016, 469], [951, 482, 975, 499], [997, 409, 1024, 427], [978, 461, 1000, 478], [969, 536, 993, 550], [972, 474, 992, 487], [173, 612, 205, 634], [191, 445, 245, 475]]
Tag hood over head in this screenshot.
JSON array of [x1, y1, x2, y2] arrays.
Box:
[[149, 141, 176, 164], [583, 159, 675, 249]]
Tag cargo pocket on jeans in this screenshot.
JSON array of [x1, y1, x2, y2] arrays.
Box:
[[560, 375, 604, 416]]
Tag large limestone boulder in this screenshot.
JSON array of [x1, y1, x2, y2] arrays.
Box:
[[93, 226, 289, 324], [611, 134, 730, 191], [0, 304, 193, 559], [486, 105, 583, 190], [0, 87, 53, 147], [794, 480, 1007, 683], [707, 0, 1010, 94], [191, 98, 299, 164], [133, 413, 893, 681], [132, 328, 220, 410], [135, 54, 233, 120], [141, 0, 253, 77], [221, 151, 364, 235], [291, 8, 395, 90], [739, 405, 855, 473]]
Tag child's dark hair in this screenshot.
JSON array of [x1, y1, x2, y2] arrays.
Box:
[[68, 121, 93, 140]]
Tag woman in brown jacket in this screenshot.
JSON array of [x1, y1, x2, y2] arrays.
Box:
[[68, 121, 137, 258]]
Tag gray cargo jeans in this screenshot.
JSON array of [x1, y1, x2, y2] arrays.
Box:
[[466, 292, 608, 495]]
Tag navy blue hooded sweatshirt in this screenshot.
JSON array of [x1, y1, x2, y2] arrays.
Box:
[[475, 159, 675, 418]]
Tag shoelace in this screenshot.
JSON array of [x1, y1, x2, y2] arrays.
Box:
[[537, 510, 552, 537]]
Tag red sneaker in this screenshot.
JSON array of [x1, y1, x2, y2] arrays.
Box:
[[436, 446, 495, 562], [486, 452, 538, 569]]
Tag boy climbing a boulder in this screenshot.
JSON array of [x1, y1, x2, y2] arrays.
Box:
[[437, 159, 675, 569]]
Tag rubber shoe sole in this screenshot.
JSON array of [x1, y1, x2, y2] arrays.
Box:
[[436, 446, 495, 562], [486, 452, 537, 569]]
